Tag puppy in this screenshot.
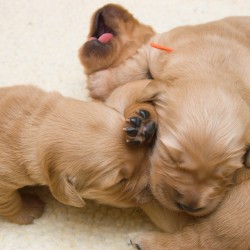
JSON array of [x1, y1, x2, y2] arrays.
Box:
[[108, 79, 250, 250], [78, 3, 155, 100], [81, 13, 250, 103], [141, 79, 250, 216], [0, 84, 158, 225]]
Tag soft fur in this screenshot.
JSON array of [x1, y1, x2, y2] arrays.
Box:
[[145, 79, 250, 216], [129, 167, 250, 250], [80, 4, 250, 249], [0, 84, 156, 224]]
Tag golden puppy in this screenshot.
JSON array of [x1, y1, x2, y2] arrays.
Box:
[[0, 84, 158, 225], [109, 80, 250, 250], [140, 79, 250, 216], [78, 3, 155, 100], [82, 13, 250, 103]]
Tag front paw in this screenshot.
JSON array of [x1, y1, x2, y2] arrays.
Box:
[[128, 232, 156, 250], [129, 231, 201, 250], [87, 70, 114, 101], [129, 232, 174, 250], [7, 194, 45, 225], [124, 103, 157, 146], [128, 233, 143, 250]]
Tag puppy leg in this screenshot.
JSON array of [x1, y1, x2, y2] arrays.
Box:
[[88, 46, 149, 100], [129, 223, 221, 250], [124, 103, 157, 146], [0, 189, 45, 224]]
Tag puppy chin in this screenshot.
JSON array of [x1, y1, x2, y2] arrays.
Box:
[[79, 3, 155, 74], [180, 198, 222, 217], [153, 184, 223, 217], [79, 40, 117, 73]]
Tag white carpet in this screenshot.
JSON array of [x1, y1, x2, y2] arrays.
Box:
[[0, 0, 249, 249]]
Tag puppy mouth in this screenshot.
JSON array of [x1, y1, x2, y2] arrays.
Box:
[[88, 11, 115, 44], [175, 202, 204, 213]]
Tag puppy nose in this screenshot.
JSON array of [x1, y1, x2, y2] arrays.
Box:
[[176, 202, 204, 213]]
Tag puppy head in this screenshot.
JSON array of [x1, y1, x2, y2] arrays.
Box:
[[79, 3, 155, 74], [42, 101, 151, 208], [144, 80, 250, 216]]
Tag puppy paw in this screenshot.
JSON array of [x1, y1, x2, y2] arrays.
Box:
[[124, 103, 157, 146], [129, 232, 170, 250], [129, 231, 192, 250], [128, 232, 153, 250], [8, 194, 45, 225], [87, 70, 114, 100]]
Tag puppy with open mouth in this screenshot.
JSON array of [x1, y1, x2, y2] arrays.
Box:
[[79, 3, 155, 100], [80, 4, 250, 249]]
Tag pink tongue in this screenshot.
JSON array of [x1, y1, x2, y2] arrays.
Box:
[[98, 33, 113, 43]]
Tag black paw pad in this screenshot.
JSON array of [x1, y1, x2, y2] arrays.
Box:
[[135, 244, 142, 250], [124, 109, 157, 146], [124, 127, 139, 137], [129, 117, 142, 127], [138, 109, 150, 120]]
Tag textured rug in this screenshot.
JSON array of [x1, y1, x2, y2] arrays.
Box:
[[0, 0, 249, 249]]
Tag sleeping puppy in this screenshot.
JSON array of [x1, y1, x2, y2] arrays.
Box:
[[0, 84, 157, 225], [78, 3, 155, 100], [102, 80, 250, 250], [137, 79, 250, 216]]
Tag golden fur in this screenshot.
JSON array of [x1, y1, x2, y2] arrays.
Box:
[[130, 168, 250, 250], [145, 79, 250, 216], [80, 4, 250, 249], [0, 84, 154, 224]]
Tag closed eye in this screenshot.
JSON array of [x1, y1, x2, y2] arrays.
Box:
[[117, 178, 129, 185]]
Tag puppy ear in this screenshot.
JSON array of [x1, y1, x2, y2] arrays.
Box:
[[159, 136, 183, 162], [243, 146, 250, 168], [46, 164, 86, 208], [137, 80, 169, 106]]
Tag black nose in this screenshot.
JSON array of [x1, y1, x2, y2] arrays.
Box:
[[176, 202, 204, 213]]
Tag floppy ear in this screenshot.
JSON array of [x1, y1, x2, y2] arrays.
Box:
[[243, 146, 250, 168], [136, 80, 169, 106], [45, 163, 86, 208], [159, 136, 183, 162]]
